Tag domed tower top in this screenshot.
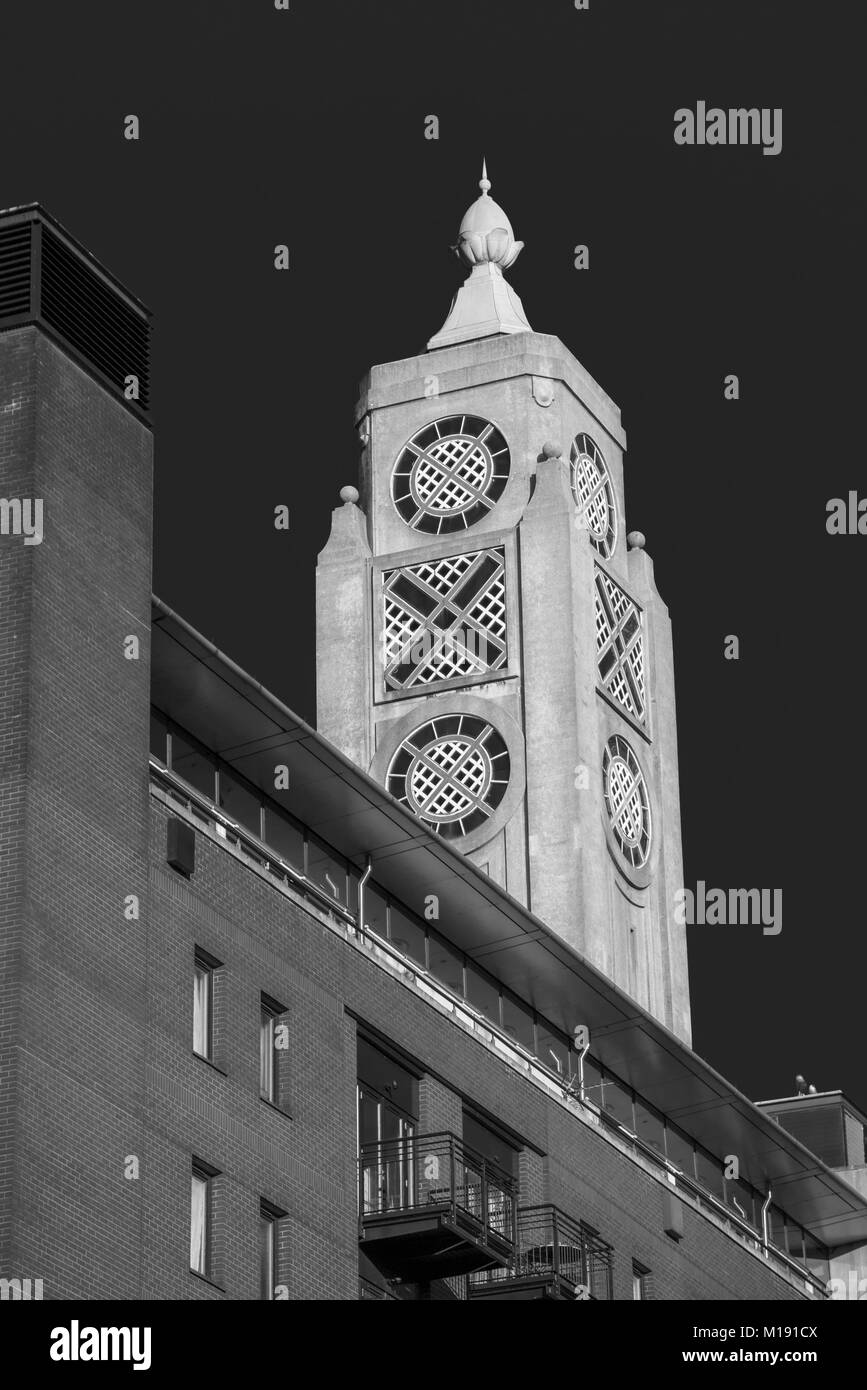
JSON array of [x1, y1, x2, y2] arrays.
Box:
[[454, 159, 524, 270], [428, 161, 532, 350]]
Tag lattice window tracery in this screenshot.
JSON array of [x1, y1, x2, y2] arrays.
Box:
[[382, 548, 508, 692], [386, 714, 510, 840], [571, 432, 617, 558], [595, 568, 646, 723], [392, 415, 510, 534], [603, 735, 651, 868]]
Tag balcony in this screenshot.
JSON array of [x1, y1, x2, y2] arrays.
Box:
[[359, 1132, 518, 1280], [468, 1205, 614, 1300]]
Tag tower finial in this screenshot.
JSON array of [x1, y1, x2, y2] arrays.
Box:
[[427, 163, 531, 349]]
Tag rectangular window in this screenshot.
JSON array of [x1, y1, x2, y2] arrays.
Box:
[[218, 769, 262, 837], [171, 728, 217, 800], [632, 1261, 650, 1300], [465, 962, 500, 1026], [695, 1146, 726, 1200], [357, 1037, 418, 1121], [259, 1205, 277, 1300], [665, 1123, 696, 1178], [581, 1054, 604, 1107], [389, 908, 427, 969], [193, 952, 214, 1060], [427, 932, 463, 993], [803, 1230, 829, 1284], [634, 1098, 666, 1156], [463, 1112, 519, 1179], [307, 835, 348, 905], [501, 992, 535, 1051], [536, 1023, 570, 1079], [361, 884, 388, 938], [262, 805, 305, 872], [785, 1220, 805, 1264], [150, 708, 168, 764], [259, 994, 286, 1106], [769, 1205, 787, 1252], [601, 1072, 634, 1130], [190, 1164, 212, 1276], [726, 1177, 757, 1230], [260, 1000, 276, 1103]]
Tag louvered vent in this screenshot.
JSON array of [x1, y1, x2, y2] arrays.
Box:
[[40, 225, 150, 411], [0, 222, 33, 318], [0, 204, 150, 420], [774, 1104, 846, 1167]]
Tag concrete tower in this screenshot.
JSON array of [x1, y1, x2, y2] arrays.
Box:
[[317, 168, 690, 1044]]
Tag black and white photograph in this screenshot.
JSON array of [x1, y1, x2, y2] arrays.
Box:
[[0, 0, 863, 1357]]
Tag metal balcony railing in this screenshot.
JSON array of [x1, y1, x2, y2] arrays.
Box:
[[359, 1132, 518, 1254], [469, 1204, 614, 1300], [359, 1278, 398, 1300]]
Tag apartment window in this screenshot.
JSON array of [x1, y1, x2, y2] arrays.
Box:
[[602, 1072, 635, 1129], [463, 1112, 519, 1179], [307, 835, 348, 906], [218, 768, 263, 837], [259, 1202, 284, 1300], [262, 804, 305, 872], [632, 1261, 651, 1300], [260, 1001, 275, 1102], [193, 951, 215, 1060], [665, 1123, 697, 1178], [427, 932, 463, 994], [695, 1145, 726, 1200], [465, 962, 501, 1026], [581, 1054, 604, 1106], [803, 1230, 830, 1285], [150, 708, 168, 763], [726, 1177, 757, 1230], [500, 992, 535, 1051], [361, 884, 388, 938], [536, 1023, 570, 1079], [389, 906, 427, 968], [785, 1220, 805, 1264], [634, 1098, 666, 1156], [769, 1205, 787, 1251], [170, 728, 217, 800], [260, 994, 287, 1106], [190, 1162, 215, 1277]]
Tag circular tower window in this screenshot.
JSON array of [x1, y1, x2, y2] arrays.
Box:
[[571, 432, 617, 558], [391, 415, 510, 534], [386, 712, 510, 839], [603, 734, 651, 868]]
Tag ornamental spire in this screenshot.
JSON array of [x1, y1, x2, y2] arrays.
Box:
[[427, 161, 532, 351]]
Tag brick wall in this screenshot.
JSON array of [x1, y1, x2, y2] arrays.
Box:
[[0, 328, 153, 1297], [140, 797, 809, 1302]]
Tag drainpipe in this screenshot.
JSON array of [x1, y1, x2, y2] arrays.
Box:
[[576, 1036, 590, 1101], [761, 1189, 772, 1253], [357, 858, 372, 934]]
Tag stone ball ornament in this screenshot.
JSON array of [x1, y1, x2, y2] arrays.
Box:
[[627, 531, 646, 550], [339, 485, 359, 505]]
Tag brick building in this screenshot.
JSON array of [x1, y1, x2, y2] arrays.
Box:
[[1, 199, 866, 1301]]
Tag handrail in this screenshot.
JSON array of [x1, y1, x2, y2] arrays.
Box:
[[150, 760, 358, 925], [469, 1203, 614, 1299]]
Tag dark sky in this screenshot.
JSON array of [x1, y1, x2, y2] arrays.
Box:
[[2, 1, 863, 1112]]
